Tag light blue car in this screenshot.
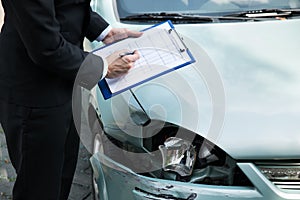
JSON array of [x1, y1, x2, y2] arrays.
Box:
[[84, 0, 300, 200]]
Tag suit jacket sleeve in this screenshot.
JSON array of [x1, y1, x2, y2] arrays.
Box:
[[3, 0, 108, 82], [85, 8, 109, 41]]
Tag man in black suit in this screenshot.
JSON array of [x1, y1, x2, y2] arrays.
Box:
[[0, 0, 142, 199]]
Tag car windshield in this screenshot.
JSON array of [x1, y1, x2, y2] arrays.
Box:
[[116, 0, 300, 18]]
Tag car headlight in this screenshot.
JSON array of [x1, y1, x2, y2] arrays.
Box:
[[159, 137, 197, 177], [103, 120, 253, 187]]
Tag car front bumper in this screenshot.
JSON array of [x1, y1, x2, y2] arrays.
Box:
[[90, 153, 300, 200]]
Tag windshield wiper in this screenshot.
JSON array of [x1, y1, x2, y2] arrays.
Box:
[[121, 12, 268, 23], [224, 8, 300, 18], [121, 12, 213, 23], [121, 9, 300, 24]]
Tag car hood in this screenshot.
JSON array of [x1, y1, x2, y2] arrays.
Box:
[[131, 19, 300, 160]]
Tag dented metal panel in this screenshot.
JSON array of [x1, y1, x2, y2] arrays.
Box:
[[91, 154, 265, 200]]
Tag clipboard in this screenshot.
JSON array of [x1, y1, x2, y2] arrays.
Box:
[[94, 20, 195, 100]]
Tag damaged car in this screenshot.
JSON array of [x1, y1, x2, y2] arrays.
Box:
[[83, 0, 300, 199]]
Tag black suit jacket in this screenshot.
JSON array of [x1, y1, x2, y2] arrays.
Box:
[[0, 0, 109, 107]]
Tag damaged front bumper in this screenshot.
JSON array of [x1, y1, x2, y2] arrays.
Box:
[[90, 153, 300, 200]]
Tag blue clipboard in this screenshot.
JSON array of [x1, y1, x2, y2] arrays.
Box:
[[95, 20, 195, 100]]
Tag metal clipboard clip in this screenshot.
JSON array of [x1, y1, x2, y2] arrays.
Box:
[[167, 28, 187, 53]]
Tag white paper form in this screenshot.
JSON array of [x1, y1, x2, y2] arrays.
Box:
[[94, 21, 195, 98]]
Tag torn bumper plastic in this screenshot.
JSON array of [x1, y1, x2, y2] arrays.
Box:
[[90, 152, 300, 200]]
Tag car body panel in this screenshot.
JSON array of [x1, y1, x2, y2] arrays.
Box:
[[94, 17, 300, 160], [88, 1, 300, 199], [90, 153, 300, 200]]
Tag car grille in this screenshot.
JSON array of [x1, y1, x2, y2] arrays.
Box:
[[256, 162, 300, 192], [273, 181, 300, 191]]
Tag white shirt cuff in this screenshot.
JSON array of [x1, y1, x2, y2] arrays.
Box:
[[100, 57, 108, 80], [96, 25, 112, 42]]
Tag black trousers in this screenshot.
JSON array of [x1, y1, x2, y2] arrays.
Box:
[[0, 100, 80, 200]]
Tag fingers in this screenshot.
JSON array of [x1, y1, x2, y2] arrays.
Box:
[[106, 50, 140, 79], [103, 28, 143, 44], [106, 64, 131, 79], [116, 28, 142, 39], [126, 29, 143, 38], [121, 50, 140, 63]]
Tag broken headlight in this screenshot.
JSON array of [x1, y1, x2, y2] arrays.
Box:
[[159, 137, 197, 177], [140, 122, 252, 186]]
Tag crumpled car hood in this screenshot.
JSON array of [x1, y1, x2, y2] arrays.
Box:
[[132, 19, 300, 160]]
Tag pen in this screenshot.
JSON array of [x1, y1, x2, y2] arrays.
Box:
[[119, 51, 135, 57]]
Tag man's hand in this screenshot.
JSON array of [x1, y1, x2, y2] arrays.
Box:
[[103, 28, 143, 44], [105, 50, 140, 79]]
